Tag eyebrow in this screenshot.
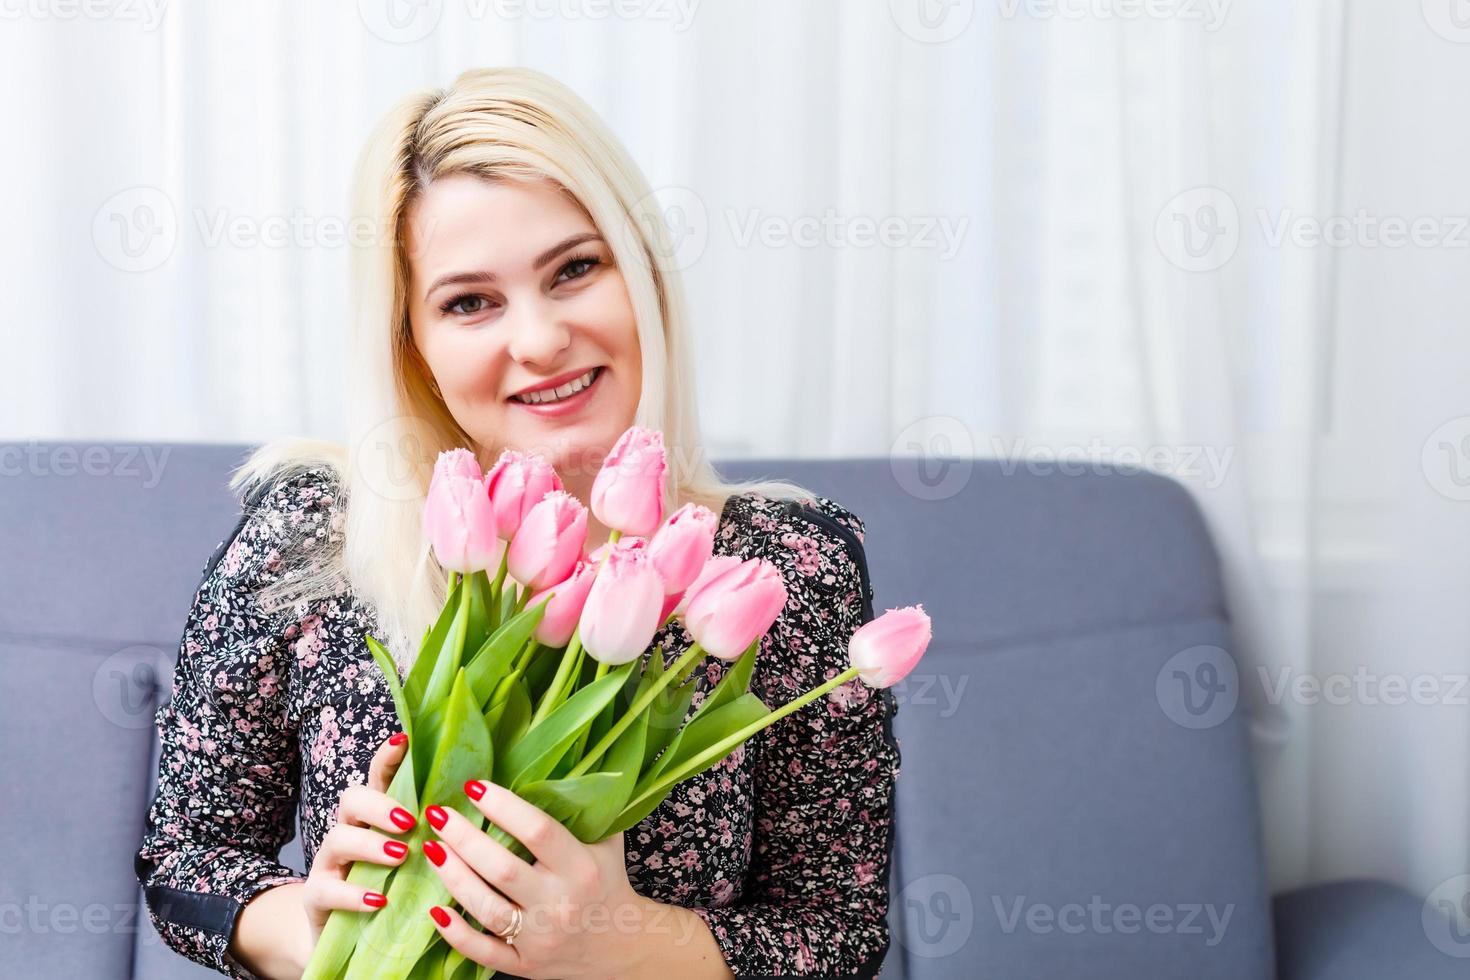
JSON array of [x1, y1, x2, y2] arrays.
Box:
[[423, 232, 603, 302]]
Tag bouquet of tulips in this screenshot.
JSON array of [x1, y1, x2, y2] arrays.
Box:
[[302, 427, 931, 980]]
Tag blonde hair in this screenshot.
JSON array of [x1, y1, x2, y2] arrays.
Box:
[[230, 66, 815, 670]]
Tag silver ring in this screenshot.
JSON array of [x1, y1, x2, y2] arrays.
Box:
[[496, 905, 524, 946]]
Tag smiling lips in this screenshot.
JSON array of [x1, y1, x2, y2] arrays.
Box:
[[509, 366, 604, 408]]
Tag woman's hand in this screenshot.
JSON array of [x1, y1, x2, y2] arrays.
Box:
[[300, 731, 417, 946], [420, 778, 653, 979]]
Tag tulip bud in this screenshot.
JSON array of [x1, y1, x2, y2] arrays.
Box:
[[485, 449, 563, 540], [507, 490, 588, 592], [849, 605, 931, 688], [683, 558, 788, 661], [590, 427, 667, 537], [673, 554, 742, 618], [527, 559, 598, 648], [578, 545, 665, 664], [423, 449, 502, 573], [648, 503, 717, 595]]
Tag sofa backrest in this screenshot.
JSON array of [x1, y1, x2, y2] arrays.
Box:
[[0, 445, 1273, 979], [722, 457, 1275, 980]]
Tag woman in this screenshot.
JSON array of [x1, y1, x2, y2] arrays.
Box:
[[135, 67, 901, 979]]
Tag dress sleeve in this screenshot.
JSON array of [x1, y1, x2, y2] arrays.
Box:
[[692, 499, 903, 977], [134, 472, 326, 978]]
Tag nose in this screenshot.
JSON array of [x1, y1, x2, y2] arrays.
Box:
[[504, 299, 572, 368]]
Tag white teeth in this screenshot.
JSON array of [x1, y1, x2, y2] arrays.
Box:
[[515, 367, 599, 405]]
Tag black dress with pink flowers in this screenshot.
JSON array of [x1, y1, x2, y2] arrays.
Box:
[[134, 466, 902, 978]]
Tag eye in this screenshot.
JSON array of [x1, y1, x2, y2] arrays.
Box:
[[554, 253, 602, 285], [439, 293, 494, 318]]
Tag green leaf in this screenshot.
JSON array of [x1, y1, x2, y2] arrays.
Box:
[[405, 573, 463, 712], [644, 692, 769, 788], [345, 671, 492, 979], [365, 634, 413, 744], [500, 663, 636, 791], [464, 597, 548, 708], [645, 642, 759, 784], [406, 939, 448, 980], [491, 679, 532, 755], [606, 693, 771, 837], [518, 771, 628, 842], [302, 748, 419, 979], [412, 589, 471, 776], [641, 667, 698, 774], [464, 569, 496, 655]]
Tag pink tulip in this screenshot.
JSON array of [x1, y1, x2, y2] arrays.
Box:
[[849, 605, 931, 688], [578, 544, 666, 664], [591, 427, 667, 537], [507, 490, 588, 592], [485, 449, 563, 540], [673, 554, 742, 618], [527, 559, 598, 648], [587, 535, 647, 566], [423, 449, 503, 573], [647, 503, 717, 594], [682, 558, 789, 661]]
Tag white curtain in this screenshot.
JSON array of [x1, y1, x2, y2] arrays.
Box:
[[4, 0, 1467, 903]]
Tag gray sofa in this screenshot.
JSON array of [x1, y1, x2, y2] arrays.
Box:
[[0, 442, 1459, 979]]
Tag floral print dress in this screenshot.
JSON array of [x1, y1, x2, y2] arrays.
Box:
[[134, 467, 902, 978]]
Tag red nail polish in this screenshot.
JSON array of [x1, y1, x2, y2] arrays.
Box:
[[430, 905, 451, 928], [423, 840, 447, 867], [390, 807, 417, 831], [383, 840, 408, 859], [425, 804, 448, 830], [464, 779, 486, 801], [363, 892, 387, 908], [388, 731, 408, 746]]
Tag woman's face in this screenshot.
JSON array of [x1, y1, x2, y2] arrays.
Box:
[[406, 174, 642, 494]]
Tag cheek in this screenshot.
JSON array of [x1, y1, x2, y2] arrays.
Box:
[[579, 275, 639, 357]]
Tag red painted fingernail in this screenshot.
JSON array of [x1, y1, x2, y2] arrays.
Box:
[[363, 892, 387, 908], [390, 807, 417, 831], [430, 905, 451, 928], [464, 779, 486, 801], [423, 840, 447, 867], [383, 840, 408, 859], [425, 804, 449, 830], [388, 731, 408, 746]]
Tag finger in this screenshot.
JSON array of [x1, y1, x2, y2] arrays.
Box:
[[421, 835, 524, 943], [315, 823, 413, 876], [338, 784, 418, 836], [303, 872, 389, 915], [427, 903, 521, 974], [425, 804, 540, 908], [368, 730, 409, 794], [462, 778, 582, 871]]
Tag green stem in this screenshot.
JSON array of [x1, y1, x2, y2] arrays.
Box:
[[622, 666, 862, 814], [529, 631, 582, 728], [569, 642, 706, 777]]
